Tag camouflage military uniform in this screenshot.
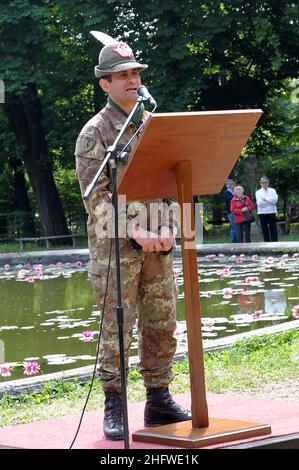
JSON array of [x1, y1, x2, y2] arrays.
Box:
[[75, 101, 178, 392]]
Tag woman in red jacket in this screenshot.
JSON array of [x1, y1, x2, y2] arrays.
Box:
[[230, 186, 254, 243]]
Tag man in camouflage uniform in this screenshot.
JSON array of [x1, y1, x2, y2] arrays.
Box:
[[75, 36, 191, 440]]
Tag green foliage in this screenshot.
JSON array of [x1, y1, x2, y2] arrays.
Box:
[[0, 0, 298, 234], [233, 330, 299, 353], [127, 369, 142, 384], [53, 165, 85, 228]]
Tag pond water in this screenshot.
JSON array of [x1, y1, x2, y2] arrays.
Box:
[[0, 254, 298, 382]]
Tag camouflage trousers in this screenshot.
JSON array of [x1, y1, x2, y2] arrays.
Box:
[[90, 243, 177, 392]]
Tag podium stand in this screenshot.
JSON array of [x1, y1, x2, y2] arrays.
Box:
[[118, 110, 271, 448]]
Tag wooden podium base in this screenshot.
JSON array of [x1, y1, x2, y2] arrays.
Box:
[[132, 419, 271, 448]]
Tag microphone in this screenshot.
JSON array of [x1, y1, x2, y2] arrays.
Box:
[[137, 85, 156, 106]]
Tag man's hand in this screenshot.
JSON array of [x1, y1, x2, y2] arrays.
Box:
[[131, 226, 174, 253], [158, 226, 174, 252], [241, 207, 248, 212], [131, 226, 164, 252]]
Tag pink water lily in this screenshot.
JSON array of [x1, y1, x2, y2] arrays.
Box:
[[223, 288, 233, 294], [222, 287, 233, 299], [79, 331, 94, 342], [4, 264, 10, 270], [245, 276, 259, 283], [202, 319, 215, 331], [76, 261, 82, 268], [23, 361, 41, 376], [292, 253, 299, 258], [217, 267, 231, 278], [27, 277, 35, 283], [17, 269, 26, 279], [202, 319, 214, 328], [174, 328, 182, 338], [254, 310, 263, 318], [223, 293, 233, 299], [291, 305, 299, 319], [0, 364, 12, 377], [252, 255, 258, 262]]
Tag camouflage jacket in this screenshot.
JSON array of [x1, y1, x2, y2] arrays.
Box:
[[75, 101, 178, 273]]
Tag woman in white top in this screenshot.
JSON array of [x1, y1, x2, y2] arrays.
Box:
[[255, 176, 278, 241]]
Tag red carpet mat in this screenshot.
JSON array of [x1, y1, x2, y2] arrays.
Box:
[[0, 392, 298, 449]]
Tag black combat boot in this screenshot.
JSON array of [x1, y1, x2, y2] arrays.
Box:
[[144, 387, 192, 427], [103, 391, 124, 440]]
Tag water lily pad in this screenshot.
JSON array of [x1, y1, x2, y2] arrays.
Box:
[[47, 357, 76, 365], [74, 355, 96, 360], [0, 326, 19, 330]]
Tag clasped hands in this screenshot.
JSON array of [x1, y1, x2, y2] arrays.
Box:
[[131, 225, 174, 253]]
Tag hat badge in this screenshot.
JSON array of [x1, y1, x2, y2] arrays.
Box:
[[112, 42, 133, 58]]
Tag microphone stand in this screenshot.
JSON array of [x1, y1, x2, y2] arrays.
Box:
[[83, 96, 145, 450]]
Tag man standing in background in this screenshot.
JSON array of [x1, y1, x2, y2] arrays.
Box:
[[255, 176, 279, 242], [224, 179, 237, 243]]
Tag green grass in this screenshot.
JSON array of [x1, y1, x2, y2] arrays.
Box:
[[1, 330, 299, 427]]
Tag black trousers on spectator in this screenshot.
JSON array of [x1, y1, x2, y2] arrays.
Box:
[[258, 213, 278, 242], [235, 222, 251, 243]]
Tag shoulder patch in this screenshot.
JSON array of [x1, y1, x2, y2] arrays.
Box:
[[75, 132, 96, 156]]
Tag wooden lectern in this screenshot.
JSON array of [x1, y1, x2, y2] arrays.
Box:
[[118, 110, 271, 448]]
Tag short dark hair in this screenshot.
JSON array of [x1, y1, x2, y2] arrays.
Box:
[[102, 74, 112, 83]]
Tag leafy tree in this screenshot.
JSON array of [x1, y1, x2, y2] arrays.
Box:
[[0, 0, 298, 238], [0, 0, 69, 238]]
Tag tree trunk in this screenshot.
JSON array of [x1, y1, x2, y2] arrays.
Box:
[[4, 84, 69, 239], [10, 156, 36, 236]]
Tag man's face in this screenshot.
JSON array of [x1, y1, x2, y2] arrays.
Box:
[[260, 180, 269, 189], [100, 69, 141, 108]]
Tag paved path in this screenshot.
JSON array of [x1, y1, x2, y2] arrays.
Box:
[[0, 241, 298, 265], [0, 391, 298, 449]]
